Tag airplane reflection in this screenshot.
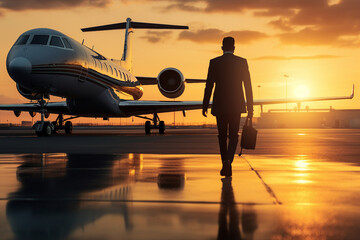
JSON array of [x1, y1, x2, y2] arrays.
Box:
[[218, 178, 258, 240], [6, 153, 142, 240], [157, 157, 185, 190], [5, 154, 262, 240]]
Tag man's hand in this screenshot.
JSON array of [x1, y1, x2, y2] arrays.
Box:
[[202, 108, 208, 117]]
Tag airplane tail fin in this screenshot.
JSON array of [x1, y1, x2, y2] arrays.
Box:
[[81, 18, 188, 72]]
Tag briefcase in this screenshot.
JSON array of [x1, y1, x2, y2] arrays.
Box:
[[239, 118, 257, 156]]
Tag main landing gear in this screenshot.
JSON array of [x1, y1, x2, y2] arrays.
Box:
[[32, 96, 77, 136], [50, 114, 76, 135], [137, 113, 165, 134]]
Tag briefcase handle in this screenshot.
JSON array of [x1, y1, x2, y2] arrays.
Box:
[[245, 117, 253, 127]]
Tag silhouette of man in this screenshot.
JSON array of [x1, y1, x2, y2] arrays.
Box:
[[203, 37, 253, 177]]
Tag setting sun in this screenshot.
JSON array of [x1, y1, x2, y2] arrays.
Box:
[[294, 85, 310, 99]]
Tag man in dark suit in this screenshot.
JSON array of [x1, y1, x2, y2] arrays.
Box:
[[202, 37, 253, 177]]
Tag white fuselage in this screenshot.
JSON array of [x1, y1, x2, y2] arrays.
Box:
[[6, 28, 143, 117]]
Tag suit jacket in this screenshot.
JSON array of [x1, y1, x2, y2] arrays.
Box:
[[202, 53, 253, 116]]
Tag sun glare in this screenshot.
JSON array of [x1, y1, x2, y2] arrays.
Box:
[[294, 85, 310, 98]]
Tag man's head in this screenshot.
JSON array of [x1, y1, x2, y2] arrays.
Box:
[[222, 37, 235, 53]]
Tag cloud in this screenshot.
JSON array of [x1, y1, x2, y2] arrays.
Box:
[[4, 0, 359, 47], [268, 18, 293, 31], [155, 0, 327, 14], [139, 0, 360, 47], [254, 9, 296, 17], [163, 2, 204, 12], [252, 55, 341, 61], [179, 28, 223, 43], [140, 31, 173, 43], [0, 0, 111, 12], [178, 28, 268, 44], [277, 26, 360, 47]]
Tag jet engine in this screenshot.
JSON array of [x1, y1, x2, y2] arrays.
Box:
[[16, 84, 42, 100], [157, 68, 185, 98]]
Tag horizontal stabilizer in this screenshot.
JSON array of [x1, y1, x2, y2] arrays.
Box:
[[82, 21, 188, 32]]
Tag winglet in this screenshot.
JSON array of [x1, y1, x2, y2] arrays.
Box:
[[350, 84, 355, 99]]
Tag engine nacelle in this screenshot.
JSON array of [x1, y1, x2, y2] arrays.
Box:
[[157, 68, 185, 98], [16, 84, 42, 100]]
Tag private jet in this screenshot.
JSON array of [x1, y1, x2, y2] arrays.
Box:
[[0, 18, 354, 136]]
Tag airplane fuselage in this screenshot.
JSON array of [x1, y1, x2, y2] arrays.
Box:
[[6, 28, 143, 116]]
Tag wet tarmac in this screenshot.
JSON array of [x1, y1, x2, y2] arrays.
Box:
[[0, 128, 359, 239]]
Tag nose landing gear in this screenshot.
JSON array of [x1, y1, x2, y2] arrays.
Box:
[[34, 121, 53, 137], [32, 96, 76, 136], [34, 113, 75, 136], [33, 98, 54, 136]]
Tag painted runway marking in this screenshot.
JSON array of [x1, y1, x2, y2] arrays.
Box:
[[242, 156, 283, 205]]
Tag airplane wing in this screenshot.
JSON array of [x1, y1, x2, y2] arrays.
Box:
[[136, 77, 206, 85], [0, 102, 69, 114], [254, 84, 354, 105], [119, 84, 354, 115]]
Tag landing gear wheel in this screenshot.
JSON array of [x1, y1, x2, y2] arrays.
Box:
[[51, 121, 58, 134], [65, 121, 73, 134], [42, 122, 52, 136], [159, 121, 165, 134], [145, 121, 151, 134]]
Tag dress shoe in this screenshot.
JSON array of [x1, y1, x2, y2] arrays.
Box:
[[220, 160, 232, 177]]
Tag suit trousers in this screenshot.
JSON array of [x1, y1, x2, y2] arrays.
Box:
[[216, 114, 241, 163]]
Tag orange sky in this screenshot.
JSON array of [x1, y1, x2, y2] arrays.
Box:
[[0, 0, 359, 124]]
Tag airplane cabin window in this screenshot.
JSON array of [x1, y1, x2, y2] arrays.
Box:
[[62, 38, 73, 49], [115, 68, 118, 77], [98, 61, 102, 70], [119, 70, 122, 79], [15, 35, 30, 45], [50, 36, 64, 48], [31, 35, 49, 45], [109, 65, 113, 75], [93, 58, 97, 68], [104, 63, 108, 72]]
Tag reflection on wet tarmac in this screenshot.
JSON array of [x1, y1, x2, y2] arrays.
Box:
[[0, 153, 359, 239], [7, 153, 138, 240], [217, 177, 258, 240]]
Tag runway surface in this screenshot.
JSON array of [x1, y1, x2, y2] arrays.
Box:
[[0, 128, 359, 239]]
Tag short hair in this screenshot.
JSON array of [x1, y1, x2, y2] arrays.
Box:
[[222, 37, 235, 50]]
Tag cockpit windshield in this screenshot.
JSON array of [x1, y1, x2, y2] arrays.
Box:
[[31, 35, 49, 45], [62, 38, 73, 49], [50, 36, 64, 48], [15, 35, 30, 45]]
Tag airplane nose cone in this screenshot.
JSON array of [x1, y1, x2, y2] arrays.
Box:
[[8, 57, 32, 80]]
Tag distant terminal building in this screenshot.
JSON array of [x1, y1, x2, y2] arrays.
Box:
[[258, 107, 360, 128]]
